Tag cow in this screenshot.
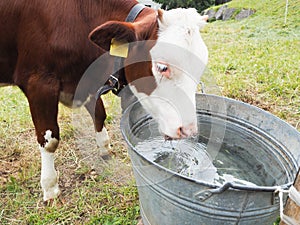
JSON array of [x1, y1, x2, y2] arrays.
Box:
[[0, 0, 208, 202]]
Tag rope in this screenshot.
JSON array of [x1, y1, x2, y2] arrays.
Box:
[[289, 185, 300, 207], [276, 185, 300, 225]]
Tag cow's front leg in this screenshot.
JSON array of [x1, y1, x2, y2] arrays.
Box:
[[23, 76, 61, 201], [85, 96, 110, 156], [39, 140, 60, 202]]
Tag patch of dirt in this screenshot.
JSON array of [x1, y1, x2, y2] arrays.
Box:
[[0, 128, 38, 186], [54, 107, 135, 200], [238, 96, 273, 111], [71, 107, 133, 178]]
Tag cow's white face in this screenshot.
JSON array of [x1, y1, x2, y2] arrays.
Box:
[[130, 8, 208, 139]]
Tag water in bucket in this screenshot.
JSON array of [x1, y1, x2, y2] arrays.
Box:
[[133, 116, 287, 187]]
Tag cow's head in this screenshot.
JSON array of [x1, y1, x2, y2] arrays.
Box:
[[89, 8, 208, 139]]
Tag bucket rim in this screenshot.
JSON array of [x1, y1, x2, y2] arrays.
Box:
[[120, 93, 299, 193]]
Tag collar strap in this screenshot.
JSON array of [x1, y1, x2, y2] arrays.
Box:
[[126, 4, 146, 22], [95, 4, 145, 100]]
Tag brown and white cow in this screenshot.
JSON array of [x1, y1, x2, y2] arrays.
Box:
[[0, 0, 208, 201]]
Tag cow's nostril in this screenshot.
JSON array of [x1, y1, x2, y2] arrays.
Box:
[[177, 127, 188, 138], [177, 127, 183, 137], [165, 126, 197, 140], [178, 124, 198, 138]]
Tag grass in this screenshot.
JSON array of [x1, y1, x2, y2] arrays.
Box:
[[201, 0, 300, 128], [0, 0, 299, 224]]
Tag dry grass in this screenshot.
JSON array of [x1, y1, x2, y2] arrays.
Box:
[[0, 88, 139, 224]]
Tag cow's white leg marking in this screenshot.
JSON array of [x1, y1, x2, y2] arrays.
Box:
[[40, 130, 60, 201], [95, 127, 111, 154]]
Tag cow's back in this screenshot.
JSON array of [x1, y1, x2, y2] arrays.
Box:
[[0, 0, 126, 86]]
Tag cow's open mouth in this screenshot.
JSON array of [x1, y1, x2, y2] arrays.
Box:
[[164, 135, 175, 141]]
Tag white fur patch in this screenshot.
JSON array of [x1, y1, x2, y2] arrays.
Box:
[[95, 127, 111, 154], [39, 147, 60, 201], [44, 130, 59, 153]]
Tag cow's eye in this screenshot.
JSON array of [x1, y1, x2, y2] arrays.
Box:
[[155, 62, 171, 79], [157, 63, 168, 73]]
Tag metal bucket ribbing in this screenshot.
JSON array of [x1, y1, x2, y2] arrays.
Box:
[[121, 94, 300, 225]]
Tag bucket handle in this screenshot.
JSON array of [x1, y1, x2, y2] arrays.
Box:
[[195, 182, 293, 202], [195, 182, 236, 201], [199, 81, 206, 94]]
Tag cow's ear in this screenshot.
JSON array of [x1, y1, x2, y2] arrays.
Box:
[[157, 9, 166, 29], [197, 15, 208, 29], [89, 21, 137, 51], [157, 9, 164, 22]]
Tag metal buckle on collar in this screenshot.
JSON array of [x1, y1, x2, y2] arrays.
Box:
[[108, 74, 119, 89], [95, 75, 120, 100]]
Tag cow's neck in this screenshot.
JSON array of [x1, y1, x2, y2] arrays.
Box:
[[87, 0, 137, 29]]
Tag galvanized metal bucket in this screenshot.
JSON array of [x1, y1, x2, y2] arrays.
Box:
[[121, 94, 300, 225]]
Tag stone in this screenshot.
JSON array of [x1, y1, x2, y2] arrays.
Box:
[[235, 9, 255, 20], [222, 8, 236, 20], [205, 9, 216, 21], [215, 5, 227, 20]]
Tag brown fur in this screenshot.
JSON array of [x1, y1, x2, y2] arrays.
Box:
[[0, 0, 158, 150]]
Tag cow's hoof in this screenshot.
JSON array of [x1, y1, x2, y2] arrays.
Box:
[[42, 183, 61, 202], [96, 128, 111, 149], [43, 194, 65, 206], [43, 198, 55, 206]]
